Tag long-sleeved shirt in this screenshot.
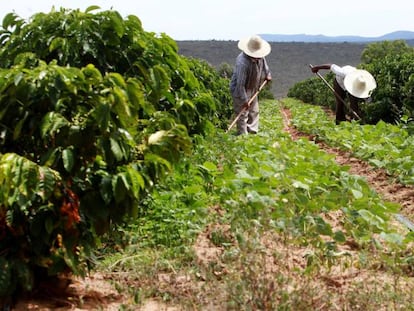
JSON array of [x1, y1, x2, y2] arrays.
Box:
[[229, 52, 271, 103], [330, 64, 356, 91]]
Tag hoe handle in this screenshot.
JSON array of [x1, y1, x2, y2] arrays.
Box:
[[226, 80, 268, 133]]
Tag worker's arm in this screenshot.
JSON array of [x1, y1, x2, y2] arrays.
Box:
[[310, 64, 333, 74]]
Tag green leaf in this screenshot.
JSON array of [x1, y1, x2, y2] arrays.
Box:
[[13, 111, 28, 140], [292, 180, 310, 191], [85, 5, 101, 13], [40, 147, 60, 167], [148, 130, 167, 145], [315, 216, 333, 236], [40, 112, 70, 138], [368, 159, 385, 168], [100, 176, 113, 205], [379, 232, 404, 245], [14, 73, 24, 86], [108, 11, 125, 37], [112, 173, 127, 203], [110, 137, 124, 162], [37, 166, 60, 200], [112, 86, 131, 120], [107, 72, 126, 88], [0, 101, 10, 121], [127, 79, 153, 114], [62, 147, 74, 172], [351, 189, 363, 199], [49, 37, 67, 53], [333, 231, 346, 243], [92, 102, 111, 131], [82, 64, 103, 83], [126, 166, 145, 199], [201, 161, 217, 171], [148, 65, 170, 102], [2, 12, 19, 29], [358, 209, 385, 229]]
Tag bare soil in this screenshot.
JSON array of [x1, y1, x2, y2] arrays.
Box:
[[12, 104, 414, 310]]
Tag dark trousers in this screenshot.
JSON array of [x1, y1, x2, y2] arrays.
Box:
[[333, 79, 361, 123]]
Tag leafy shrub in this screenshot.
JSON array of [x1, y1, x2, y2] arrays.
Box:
[[287, 40, 414, 124], [0, 6, 231, 299], [184, 57, 233, 132], [217, 62, 233, 79], [0, 7, 231, 134], [259, 83, 275, 100], [362, 44, 414, 123], [360, 40, 414, 64], [287, 74, 335, 110]]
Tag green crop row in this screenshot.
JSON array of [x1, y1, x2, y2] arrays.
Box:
[[284, 98, 414, 185], [119, 99, 412, 265], [99, 99, 414, 308]]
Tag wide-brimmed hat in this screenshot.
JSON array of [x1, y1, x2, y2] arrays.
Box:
[[344, 69, 377, 98], [238, 35, 271, 58]]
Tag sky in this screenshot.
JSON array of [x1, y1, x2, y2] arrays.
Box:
[[0, 0, 413, 41]]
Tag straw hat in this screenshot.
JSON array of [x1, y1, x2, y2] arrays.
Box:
[[238, 35, 271, 58], [344, 69, 377, 98]]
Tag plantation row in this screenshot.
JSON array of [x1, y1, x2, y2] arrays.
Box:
[[0, 6, 232, 302], [1, 5, 414, 308], [284, 98, 414, 186], [97, 100, 414, 309]]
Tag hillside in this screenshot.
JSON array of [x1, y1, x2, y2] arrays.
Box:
[[177, 41, 366, 98], [260, 30, 414, 43]]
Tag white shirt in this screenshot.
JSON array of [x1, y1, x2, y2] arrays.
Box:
[[330, 64, 356, 90]]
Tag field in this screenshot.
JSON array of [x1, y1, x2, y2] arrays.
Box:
[[177, 41, 366, 98], [14, 99, 414, 311], [8, 37, 414, 310]]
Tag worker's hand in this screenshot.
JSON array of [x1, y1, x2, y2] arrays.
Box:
[[266, 74, 272, 81], [311, 67, 319, 74], [242, 102, 250, 110]]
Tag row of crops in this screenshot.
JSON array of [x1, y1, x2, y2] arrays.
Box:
[[1, 5, 414, 308], [95, 99, 414, 309], [284, 98, 414, 186], [0, 6, 232, 302]]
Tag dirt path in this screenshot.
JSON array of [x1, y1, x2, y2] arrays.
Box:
[[280, 107, 414, 223]]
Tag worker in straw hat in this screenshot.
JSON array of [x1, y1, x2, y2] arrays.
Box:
[[230, 35, 272, 135], [310, 64, 376, 124]]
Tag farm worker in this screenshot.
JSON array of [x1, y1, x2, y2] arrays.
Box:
[[310, 64, 376, 124], [230, 35, 272, 135]]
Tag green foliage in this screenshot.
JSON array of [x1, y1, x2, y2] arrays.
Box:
[[0, 153, 86, 293], [288, 40, 414, 124], [0, 6, 232, 298], [132, 99, 409, 251], [285, 98, 414, 185], [217, 62, 233, 79], [0, 7, 231, 134], [0, 60, 188, 295], [100, 100, 414, 308], [184, 57, 233, 132], [362, 44, 414, 123], [258, 83, 275, 101], [287, 74, 336, 110], [128, 156, 211, 248], [361, 40, 414, 64]]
